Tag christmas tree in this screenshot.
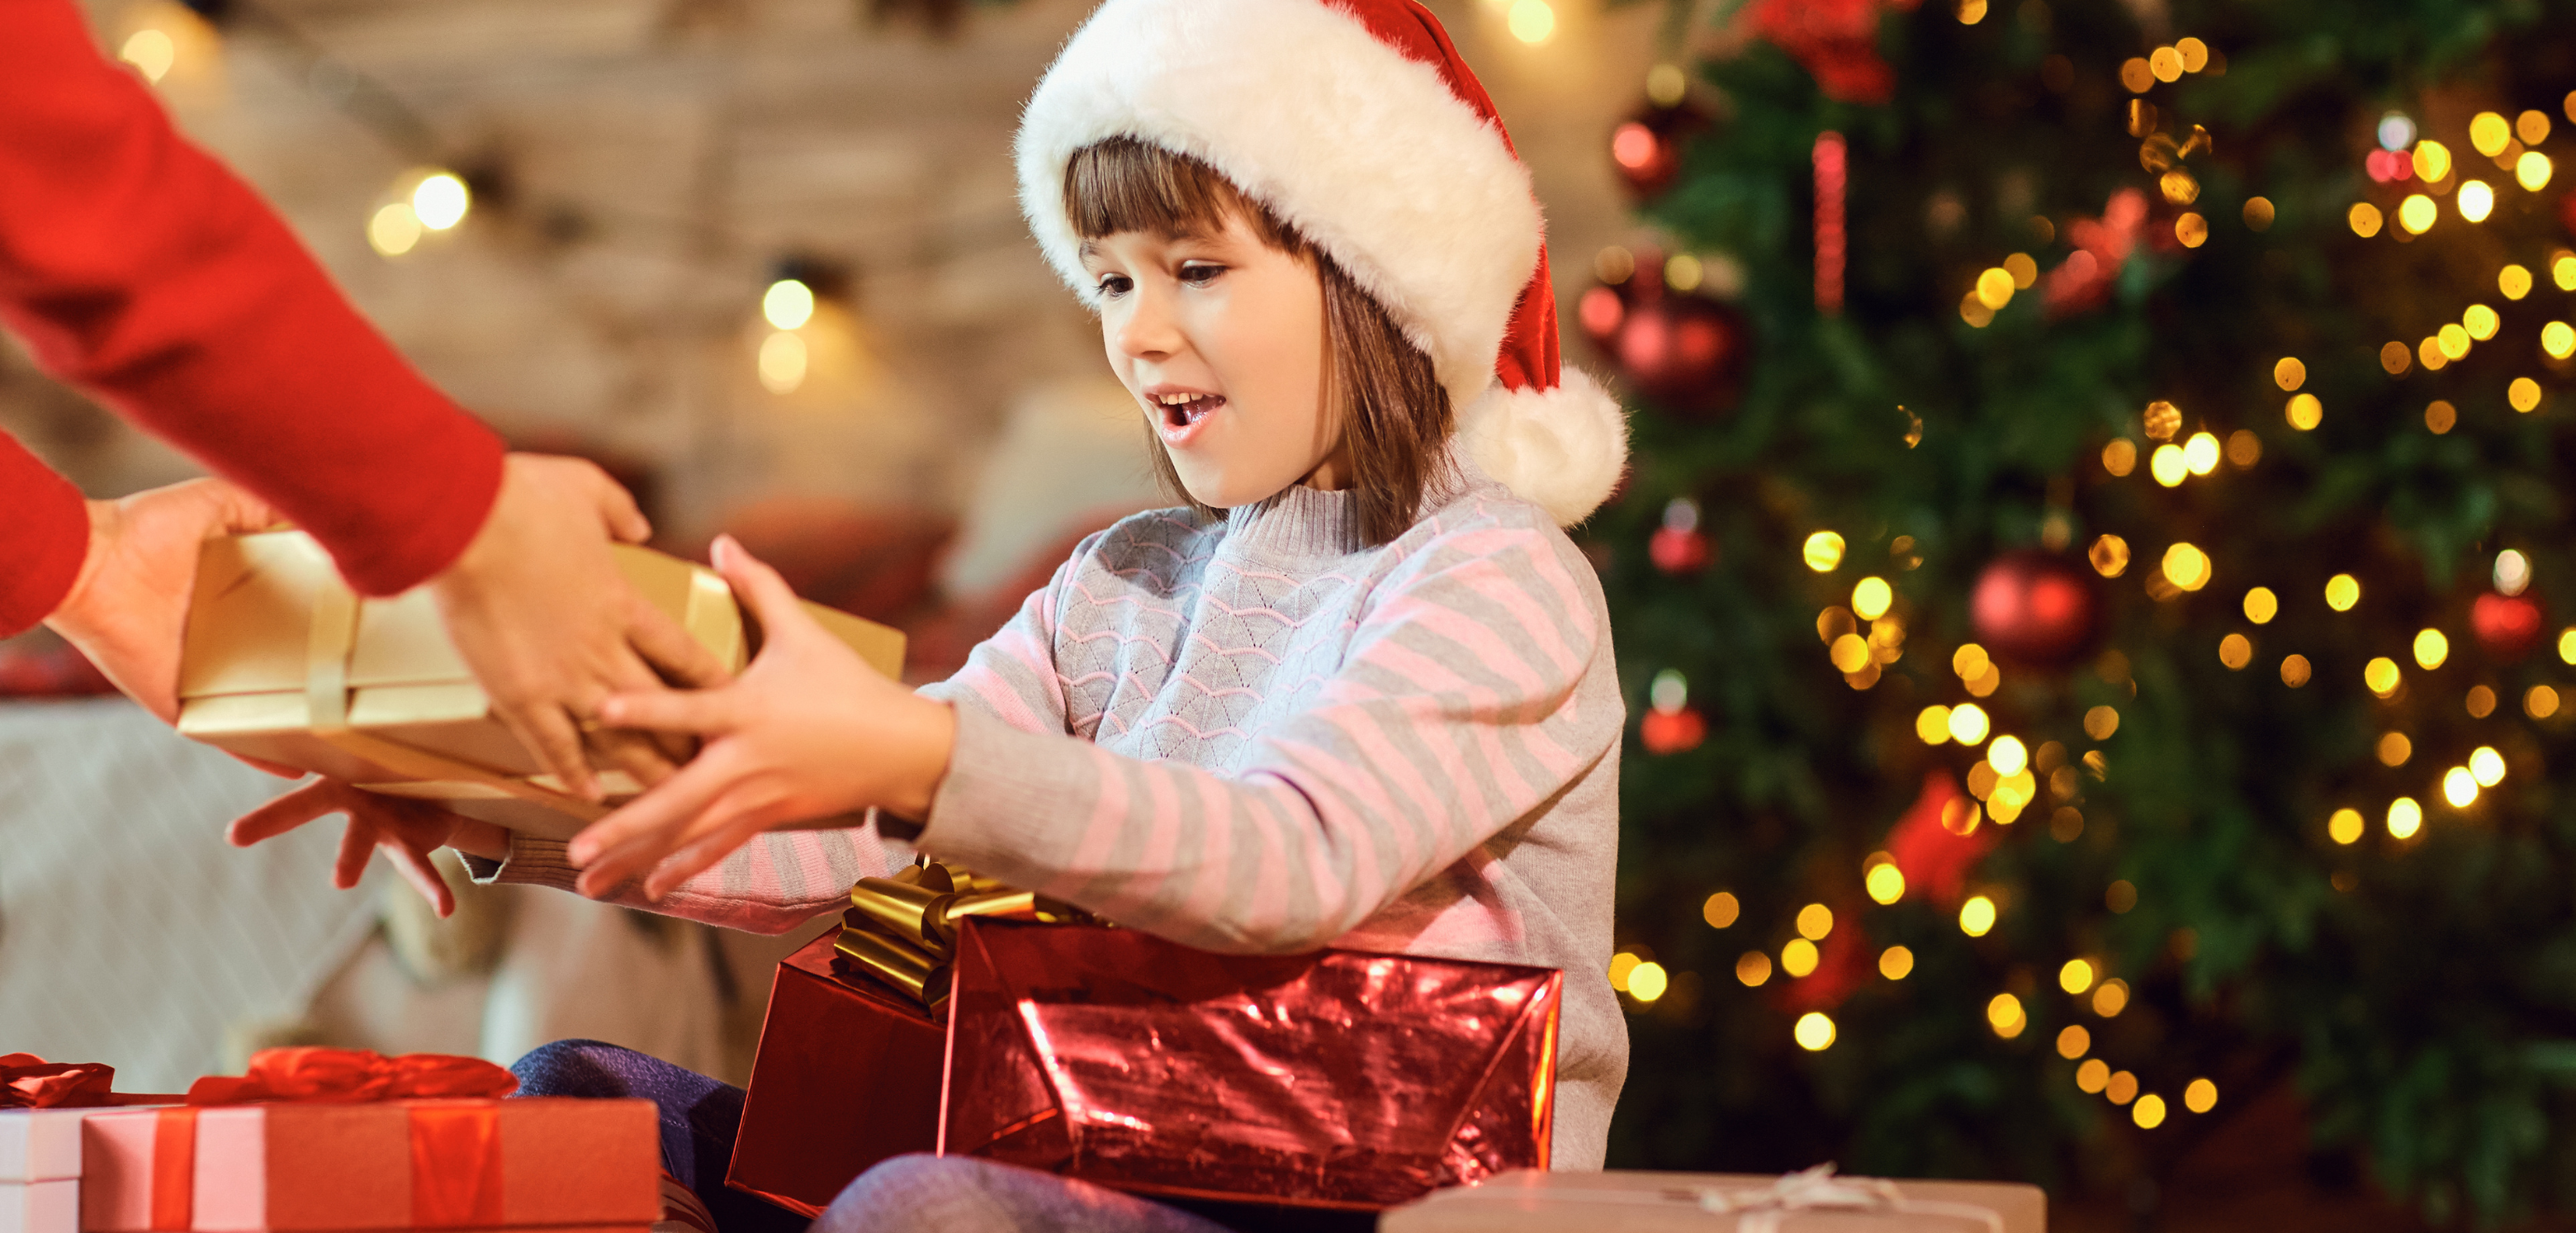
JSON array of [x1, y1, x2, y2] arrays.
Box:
[[1589, 0, 2576, 1221]]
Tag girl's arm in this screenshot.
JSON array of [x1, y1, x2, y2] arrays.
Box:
[[921, 523, 1617, 954]]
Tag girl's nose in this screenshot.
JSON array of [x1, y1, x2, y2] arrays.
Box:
[[1114, 286, 1181, 359]]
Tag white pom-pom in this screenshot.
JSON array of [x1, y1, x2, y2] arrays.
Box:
[[1457, 368, 1629, 527]]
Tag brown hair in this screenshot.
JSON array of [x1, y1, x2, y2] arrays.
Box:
[[1064, 137, 1453, 547]]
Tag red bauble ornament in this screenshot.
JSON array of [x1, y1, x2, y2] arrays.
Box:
[[1650, 497, 1713, 575], [1969, 550, 2104, 669], [2472, 590, 2547, 661], [1641, 706, 1707, 755], [1609, 293, 1749, 416], [1609, 103, 1704, 198]]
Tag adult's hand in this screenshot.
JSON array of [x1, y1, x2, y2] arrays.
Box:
[[228, 778, 511, 918], [565, 535, 954, 900], [429, 454, 732, 800], [44, 478, 282, 721]]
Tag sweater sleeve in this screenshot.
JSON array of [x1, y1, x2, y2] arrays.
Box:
[[0, 0, 504, 598], [0, 436, 92, 637], [917, 523, 1619, 955]]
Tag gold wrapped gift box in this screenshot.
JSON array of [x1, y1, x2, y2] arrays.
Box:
[[175, 530, 905, 839]]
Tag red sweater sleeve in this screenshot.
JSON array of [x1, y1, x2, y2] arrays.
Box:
[[0, 436, 90, 637], [0, 0, 504, 600]]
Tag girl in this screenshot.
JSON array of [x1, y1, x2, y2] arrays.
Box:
[[238, 1, 1630, 1228]]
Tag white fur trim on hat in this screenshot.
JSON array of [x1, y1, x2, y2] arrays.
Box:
[[1459, 367, 1627, 526], [1016, 0, 1541, 417]]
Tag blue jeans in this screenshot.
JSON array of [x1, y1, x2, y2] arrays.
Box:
[[510, 1041, 1361, 1233]]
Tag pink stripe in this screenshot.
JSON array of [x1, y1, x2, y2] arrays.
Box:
[[1055, 744, 1133, 899], [1176, 772, 1237, 932]]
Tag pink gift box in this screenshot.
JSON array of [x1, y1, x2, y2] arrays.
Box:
[[2, 1181, 77, 1233], [0, 1112, 84, 1185], [80, 1099, 658, 1231]]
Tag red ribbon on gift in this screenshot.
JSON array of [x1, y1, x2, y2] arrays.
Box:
[[0, 1052, 117, 1109], [140, 1049, 520, 1231]]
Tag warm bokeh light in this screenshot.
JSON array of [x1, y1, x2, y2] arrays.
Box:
[[2502, 265, 2534, 300], [1959, 894, 1997, 937], [1917, 704, 1953, 745], [1702, 891, 1740, 928], [2162, 542, 2212, 590], [2286, 392, 2323, 430], [2281, 654, 2312, 687], [2398, 193, 2437, 234], [2091, 534, 2132, 576], [2326, 574, 2361, 611], [1949, 703, 1991, 746], [2105, 1070, 2139, 1104], [2057, 1024, 2091, 1059], [2444, 766, 2479, 809], [2059, 958, 2096, 994], [1627, 960, 1669, 1003], [2092, 978, 2130, 1017], [2414, 628, 2449, 670], [119, 28, 176, 83], [2274, 357, 2306, 391], [1780, 938, 1819, 978], [2465, 304, 2500, 341], [1988, 735, 2029, 777], [367, 203, 423, 257], [2143, 400, 2181, 441], [2546, 322, 2576, 360], [1796, 903, 1834, 941], [2084, 705, 2120, 740], [2243, 586, 2278, 624], [2076, 1059, 2110, 1093], [2185, 1078, 2218, 1113], [2105, 880, 2138, 913], [2520, 109, 2554, 145], [2219, 633, 2252, 670], [2541, 685, 2567, 719], [1879, 945, 1914, 979], [2349, 202, 2384, 238], [2378, 732, 2412, 766], [1504, 0, 1556, 44], [2182, 431, 2221, 475], [2329, 808, 2364, 844], [758, 330, 809, 394], [2471, 746, 2506, 787], [2226, 429, 2262, 467], [1852, 576, 1892, 621], [1987, 993, 2027, 1038], [2559, 254, 2576, 291], [2102, 439, 2138, 477], [2519, 150, 2555, 192], [2457, 179, 2495, 223], [2365, 657, 2402, 697], [412, 173, 471, 231], [1609, 951, 1638, 990], [2512, 377, 2543, 412], [2437, 324, 2472, 360], [2469, 685, 2498, 718], [1976, 267, 2016, 311], [2413, 140, 2452, 182], [1866, 862, 1906, 904], [2133, 1093, 2168, 1128], [763, 279, 817, 330], [2150, 443, 2189, 486], [2389, 796, 2424, 839], [1794, 1012, 1835, 1051], [2471, 112, 2512, 157], [1803, 531, 1846, 572], [1736, 951, 1773, 987]]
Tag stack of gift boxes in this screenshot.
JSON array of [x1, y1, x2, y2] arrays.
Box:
[[2, 1107, 83, 1233]]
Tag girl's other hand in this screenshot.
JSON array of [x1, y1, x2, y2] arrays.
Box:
[[565, 534, 955, 901], [227, 779, 508, 918]]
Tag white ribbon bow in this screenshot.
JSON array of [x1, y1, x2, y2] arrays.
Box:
[[1696, 1164, 2005, 1233]]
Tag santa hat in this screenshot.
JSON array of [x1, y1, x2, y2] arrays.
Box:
[[1015, 0, 1629, 527]]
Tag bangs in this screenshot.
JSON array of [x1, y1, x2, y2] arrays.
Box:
[[1064, 137, 1305, 252]]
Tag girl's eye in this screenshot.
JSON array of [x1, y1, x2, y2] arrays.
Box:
[[1178, 263, 1224, 287], [1095, 273, 1134, 296]]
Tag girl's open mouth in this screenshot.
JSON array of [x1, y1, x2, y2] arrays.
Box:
[[1153, 391, 1224, 444]]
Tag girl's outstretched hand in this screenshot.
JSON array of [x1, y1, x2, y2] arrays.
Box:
[[564, 534, 956, 901], [228, 779, 509, 918]]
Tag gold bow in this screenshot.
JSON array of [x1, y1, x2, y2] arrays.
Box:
[[831, 860, 1095, 1014]]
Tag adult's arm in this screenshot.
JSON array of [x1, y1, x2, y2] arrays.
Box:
[[0, 436, 90, 638], [0, 0, 504, 613]]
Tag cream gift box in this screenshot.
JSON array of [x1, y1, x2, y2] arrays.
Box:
[[1, 1109, 83, 1233], [175, 530, 905, 840], [1380, 1166, 2046, 1233]]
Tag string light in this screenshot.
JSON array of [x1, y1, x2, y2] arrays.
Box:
[[2471, 112, 2513, 157], [1960, 894, 1998, 937], [757, 331, 809, 394], [2133, 1093, 2168, 1128], [1781, 938, 1820, 977], [2349, 202, 2384, 238], [1610, 951, 1639, 989], [1987, 993, 2028, 1039], [1853, 576, 1893, 620], [2084, 705, 2120, 740], [2184, 1079, 2219, 1113], [1866, 859, 1906, 904], [2244, 586, 2279, 623], [2398, 194, 2437, 234], [2329, 808, 2364, 844], [763, 279, 817, 330], [2183, 432, 2221, 475], [1796, 903, 1835, 941], [2520, 110, 2554, 145], [2389, 797, 2423, 839], [2511, 378, 2543, 412], [2414, 628, 2449, 670], [2059, 958, 2096, 994], [2162, 542, 2213, 590], [367, 203, 423, 257], [1989, 735, 2029, 776], [2057, 1025, 2091, 1058], [2365, 657, 2402, 697], [2105, 1071, 2139, 1104], [1737, 951, 1773, 987], [2378, 732, 2412, 766], [2413, 140, 2453, 182], [2286, 393, 2323, 430], [2076, 1059, 2111, 1093], [2091, 534, 2132, 577], [2275, 358, 2306, 390], [412, 173, 471, 231], [2531, 685, 2562, 718], [1918, 704, 1954, 744], [2469, 685, 2498, 718], [2092, 978, 2130, 1016], [2502, 265, 2534, 300], [1628, 961, 1669, 1002], [1794, 1012, 1836, 1050], [2281, 654, 2313, 686], [1804, 531, 1846, 572], [1879, 946, 1915, 979], [2517, 151, 2554, 192], [2558, 254, 2576, 291], [2102, 440, 2139, 477], [2465, 304, 2500, 341], [2545, 322, 2576, 360], [2326, 574, 2361, 611], [2443, 767, 2478, 809], [2471, 746, 2506, 787], [1504, 0, 1556, 44], [1949, 702, 1991, 746], [2219, 633, 2253, 669], [1702, 892, 1740, 928], [119, 28, 176, 83]]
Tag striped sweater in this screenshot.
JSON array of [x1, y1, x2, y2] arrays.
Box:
[[477, 459, 1628, 1167]]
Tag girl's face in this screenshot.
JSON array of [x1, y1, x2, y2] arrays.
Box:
[[1082, 213, 1349, 507]]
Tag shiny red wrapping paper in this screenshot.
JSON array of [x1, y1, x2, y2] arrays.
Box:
[[937, 919, 1561, 1211], [724, 928, 945, 1216]]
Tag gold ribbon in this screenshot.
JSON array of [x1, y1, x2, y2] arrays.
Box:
[[831, 860, 1096, 1015], [307, 574, 608, 821]]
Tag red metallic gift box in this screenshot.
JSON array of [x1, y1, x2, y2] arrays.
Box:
[[937, 918, 1562, 1211], [723, 928, 945, 1216]]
